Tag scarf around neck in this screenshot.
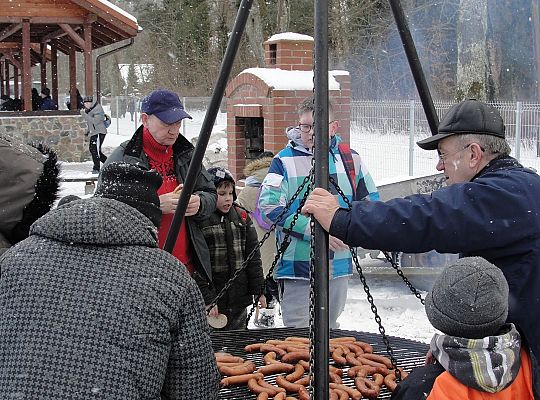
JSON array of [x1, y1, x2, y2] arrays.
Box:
[[430, 323, 522, 393]]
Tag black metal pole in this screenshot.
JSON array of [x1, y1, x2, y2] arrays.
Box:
[[164, 0, 253, 252], [313, 0, 330, 398], [388, 0, 439, 135]]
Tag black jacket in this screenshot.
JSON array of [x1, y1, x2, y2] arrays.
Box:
[[0, 197, 219, 399], [104, 125, 217, 290]]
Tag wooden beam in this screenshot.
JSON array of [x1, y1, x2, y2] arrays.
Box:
[[69, 45, 77, 110], [4, 60, 9, 97], [83, 21, 92, 97], [59, 23, 85, 49], [3, 52, 21, 70], [22, 19, 31, 111], [41, 27, 72, 44], [0, 43, 21, 50], [40, 43, 46, 89], [13, 65, 19, 99], [0, 17, 85, 25], [0, 23, 22, 42], [51, 44, 58, 105], [0, 61, 4, 97], [70, 0, 138, 35]]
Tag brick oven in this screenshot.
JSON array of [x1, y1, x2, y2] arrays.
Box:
[[224, 32, 351, 179]]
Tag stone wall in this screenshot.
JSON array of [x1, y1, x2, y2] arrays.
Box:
[[0, 111, 89, 162]]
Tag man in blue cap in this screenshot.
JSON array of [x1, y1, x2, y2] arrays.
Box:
[[104, 89, 217, 305]]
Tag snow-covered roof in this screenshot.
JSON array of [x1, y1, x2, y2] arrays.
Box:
[[266, 32, 314, 43], [240, 68, 342, 91], [96, 0, 138, 24]]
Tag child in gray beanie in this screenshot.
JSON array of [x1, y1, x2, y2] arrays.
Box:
[[392, 257, 536, 400]]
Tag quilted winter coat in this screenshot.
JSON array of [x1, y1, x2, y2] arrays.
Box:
[[0, 197, 219, 399]]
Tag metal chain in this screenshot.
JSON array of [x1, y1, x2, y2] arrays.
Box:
[[329, 175, 402, 380], [381, 251, 425, 305], [307, 148, 316, 398]]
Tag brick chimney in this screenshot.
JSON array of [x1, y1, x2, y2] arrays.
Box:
[[263, 32, 313, 71]]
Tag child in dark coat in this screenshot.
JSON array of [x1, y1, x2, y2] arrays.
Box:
[[200, 167, 265, 330]]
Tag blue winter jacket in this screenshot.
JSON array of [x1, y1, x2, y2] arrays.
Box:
[[330, 156, 540, 383]]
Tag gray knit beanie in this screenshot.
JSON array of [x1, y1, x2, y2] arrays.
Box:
[[425, 257, 509, 339]]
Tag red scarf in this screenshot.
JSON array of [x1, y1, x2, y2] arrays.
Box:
[[143, 127, 194, 274]]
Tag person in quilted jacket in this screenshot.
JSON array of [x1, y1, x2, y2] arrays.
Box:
[[0, 162, 219, 399]]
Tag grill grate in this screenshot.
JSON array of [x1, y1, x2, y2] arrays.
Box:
[[212, 327, 429, 399]]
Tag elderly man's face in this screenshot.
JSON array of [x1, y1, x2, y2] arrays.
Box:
[[436, 135, 480, 185], [141, 114, 182, 146]]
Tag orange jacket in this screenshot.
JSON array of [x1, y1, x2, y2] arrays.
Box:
[[427, 349, 534, 400]]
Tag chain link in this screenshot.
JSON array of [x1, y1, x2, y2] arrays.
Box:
[[307, 145, 316, 398]]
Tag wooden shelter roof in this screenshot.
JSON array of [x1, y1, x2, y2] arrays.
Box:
[[0, 0, 139, 60]]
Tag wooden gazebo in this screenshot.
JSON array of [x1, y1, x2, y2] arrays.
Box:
[[0, 0, 139, 111]]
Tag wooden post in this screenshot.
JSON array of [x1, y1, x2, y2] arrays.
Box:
[[51, 44, 59, 107], [0, 61, 4, 97], [4, 60, 10, 97], [69, 45, 77, 109], [13, 66, 19, 99], [40, 42, 47, 89], [22, 19, 31, 111], [83, 21, 93, 97]]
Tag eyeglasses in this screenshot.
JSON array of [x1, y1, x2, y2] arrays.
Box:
[[437, 143, 485, 165], [298, 120, 337, 133]]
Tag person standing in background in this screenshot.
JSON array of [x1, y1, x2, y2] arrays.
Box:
[[82, 95, 108, 174], [39, 87, 58, 111]]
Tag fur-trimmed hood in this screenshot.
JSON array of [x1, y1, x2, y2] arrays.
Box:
[[243, 157, 273, 182]]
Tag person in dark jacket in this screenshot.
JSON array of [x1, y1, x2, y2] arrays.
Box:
[[303, 99, 540, 395], [31, 88, 42, 111], [201, 167, 265, 330], [103, 88, 217, 305], [392, 257, 534, 400], [0, 134, 60, 255], [0, 162, 220, 399], [39, 87, 58, 110]]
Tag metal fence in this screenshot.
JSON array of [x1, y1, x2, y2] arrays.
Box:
[[350, 100, 540, 183]]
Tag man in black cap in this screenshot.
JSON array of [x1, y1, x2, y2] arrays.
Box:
[[0, 162, 219, 398], [393, 257, 536, 399], [103, 89, 217, 306], [303, 99, 540, 387]]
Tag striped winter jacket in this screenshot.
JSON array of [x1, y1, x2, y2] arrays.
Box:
[[258, 135, 379, 280]]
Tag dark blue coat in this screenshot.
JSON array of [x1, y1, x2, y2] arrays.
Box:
[[331, 156, 540, 373], [40, 96, 58, 111]]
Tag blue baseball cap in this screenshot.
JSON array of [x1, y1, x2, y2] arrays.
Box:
[[141, 89, 192, 124]]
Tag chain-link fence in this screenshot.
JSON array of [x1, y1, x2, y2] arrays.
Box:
[[350, 100, 540, 183]]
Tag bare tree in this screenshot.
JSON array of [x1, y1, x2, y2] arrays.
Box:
[[245, 0, 266, 67], [276, 0, 290, 32], [456, 0, 491, 100]]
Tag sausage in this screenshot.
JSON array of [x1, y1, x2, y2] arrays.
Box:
[[331, 347, 347, 365], [281, 351, 310, 363], [260, 344, 287, 357], [329, 336, 357, 343], [329, 383, 362, 400], [329, 389, 339, 400], [220, 372, 263, 386], [329, 371, 342, 384], [273, 393, 287, 400], [286, 363, 305, 382], [332, 388, 350, 400], [355, 376, 381, 398], [373, 373, 384, 386], [257, 378, 286, 394], [219, 361, 256, 376], [384, 373, 397, 392], [355, 341, 374, 354], [285, 336, 311, 344], [276, 375, 305, 392], [245, 343, 265, 352], [357, 355, 389, 369], [256, 392, 268, 400], [294, 375, 310, 386], [345, 352, 363, 366], [297, 386, 310, 400], [340, 342, 365, 355], [248, 378, 280, 396], [263, 351, 279, 365], [347, 364, 389, 378], [257, 362, 295, 376], [360, 353, 394, 369], [215, 354, 244, 363]]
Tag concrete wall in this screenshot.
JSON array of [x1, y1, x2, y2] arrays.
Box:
[[0, 111, 89, 162]]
